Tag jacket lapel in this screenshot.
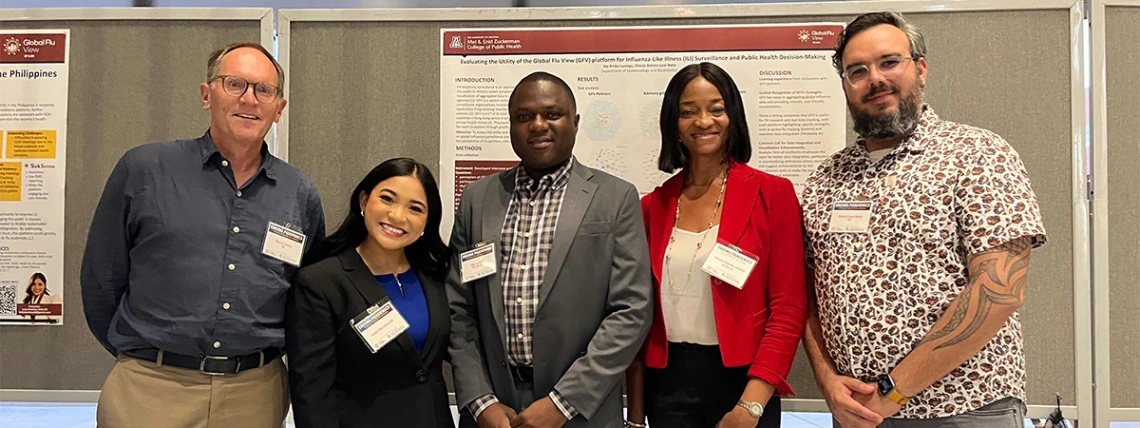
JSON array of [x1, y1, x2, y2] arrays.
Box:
[[416, 271, 448, 365], [339, 250, 421, 367], [481, 169, 515, 343], [717, 163, 759, 246], [537, 161, 597, 310]]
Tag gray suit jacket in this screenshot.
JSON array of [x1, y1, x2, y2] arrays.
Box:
[[447, 160, 653, 427]]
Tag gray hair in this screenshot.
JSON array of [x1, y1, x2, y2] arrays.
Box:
[[832, 11, 927, 75], [206, 42, 285, 95]]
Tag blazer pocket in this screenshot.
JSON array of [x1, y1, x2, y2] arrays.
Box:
[[576, 221, 612, 236]]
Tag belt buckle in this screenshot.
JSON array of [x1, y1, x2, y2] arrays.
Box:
[[199, 355, 240, 376]]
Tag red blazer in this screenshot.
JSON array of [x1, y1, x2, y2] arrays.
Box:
[[639, 162, 807, 395]]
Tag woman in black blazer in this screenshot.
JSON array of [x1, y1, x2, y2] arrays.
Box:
[[286, 157, 454, 428]]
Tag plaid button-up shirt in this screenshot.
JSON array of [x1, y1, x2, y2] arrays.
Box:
[[470, 160, 579, 420]]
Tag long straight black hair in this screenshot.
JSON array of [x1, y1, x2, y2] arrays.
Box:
[[302, 158, 450, 280]]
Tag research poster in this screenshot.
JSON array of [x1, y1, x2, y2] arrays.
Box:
[[440, 24, 846, 236], [0, 30, 69, 325]]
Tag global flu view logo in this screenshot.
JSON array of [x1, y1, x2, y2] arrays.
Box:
[[3, 37, 20, 55]]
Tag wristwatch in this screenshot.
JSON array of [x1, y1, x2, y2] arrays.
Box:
[[737, 399, 764, 418], [877, 374, 912, 406]]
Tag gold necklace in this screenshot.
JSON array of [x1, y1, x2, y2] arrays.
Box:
[[664, 167, 728, 292]]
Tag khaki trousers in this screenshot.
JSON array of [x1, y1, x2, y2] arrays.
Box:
[[97, 354, 288, 428]]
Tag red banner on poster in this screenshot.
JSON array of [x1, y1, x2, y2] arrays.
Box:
[[443, 25, 842, 56]]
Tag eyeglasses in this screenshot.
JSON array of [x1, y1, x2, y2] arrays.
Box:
[[842, 55, 917, 86], [212, 75, 280, 103]]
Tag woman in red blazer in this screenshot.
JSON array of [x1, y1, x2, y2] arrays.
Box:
[[624, 62, 808, 428]]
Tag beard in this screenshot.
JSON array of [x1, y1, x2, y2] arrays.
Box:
[[849, 77, 924, 140]]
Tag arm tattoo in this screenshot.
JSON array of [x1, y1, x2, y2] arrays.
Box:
[[921, 237, 1032, 351]]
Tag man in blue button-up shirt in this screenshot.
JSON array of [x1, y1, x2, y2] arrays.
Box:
[[81, 42, 325, 428]]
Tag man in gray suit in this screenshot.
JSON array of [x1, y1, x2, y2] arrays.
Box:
[[447, 71, 654, 428]]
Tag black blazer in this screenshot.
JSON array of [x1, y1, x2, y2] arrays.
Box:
[[286, 249, 454, 428]]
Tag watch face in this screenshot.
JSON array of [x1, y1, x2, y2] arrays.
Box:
[[878, 377, 894, 396], [747, 403, 762, 416]]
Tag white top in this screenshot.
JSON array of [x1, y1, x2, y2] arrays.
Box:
[[867, 147, 892, 164], [660, 225, 720, 345]]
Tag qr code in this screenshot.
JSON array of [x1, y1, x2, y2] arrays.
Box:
[[0, 284, 16, 315]]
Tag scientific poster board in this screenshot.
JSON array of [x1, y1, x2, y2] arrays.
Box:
[[0, 8, 270, 392], [439, 24, 846, 233], [0, 30, 69, 326], [1101, 0, 1140, 414], [280, 1, 1084, 413]]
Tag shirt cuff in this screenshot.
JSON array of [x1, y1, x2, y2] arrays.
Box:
[[548, 390, 578, 420], [469, 394, 499, 420]]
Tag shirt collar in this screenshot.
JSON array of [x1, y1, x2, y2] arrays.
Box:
[[514, 156, 574, 193], [197, 129, 277, 181]]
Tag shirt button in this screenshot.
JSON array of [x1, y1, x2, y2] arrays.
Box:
[[221, 160, 229, 167], [236, 190, 242, 197], [516, 297, 523, 304], [520, 265, 528, 270], [228, 263, 235, 271], [517, 333, 524, 339], [529, 201, 537, 207], [213, 341, 221, 349], [523, 232, 531, 238], [232, 226, 240, 233], [223, 302, 231, 310]]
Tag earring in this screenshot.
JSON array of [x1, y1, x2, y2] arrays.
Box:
[[420, 231, 425, 236], [360, 210, 364, 217]]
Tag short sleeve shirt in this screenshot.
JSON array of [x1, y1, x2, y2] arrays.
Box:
[[801, 106, 1047, 418]]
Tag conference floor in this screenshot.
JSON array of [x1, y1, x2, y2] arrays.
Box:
[[3, 402, 1134, 428]]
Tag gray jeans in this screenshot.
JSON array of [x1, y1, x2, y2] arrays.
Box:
[[834, 397, 1027, 428]]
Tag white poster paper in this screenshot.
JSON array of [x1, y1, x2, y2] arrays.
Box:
[[0, 30, 69, 325], [439, 24, 846, 237]]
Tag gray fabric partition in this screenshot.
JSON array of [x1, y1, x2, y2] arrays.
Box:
[[0, 19, 264, 390], [1105, 5, 1140, 410], [285, 8, 1078, 406]]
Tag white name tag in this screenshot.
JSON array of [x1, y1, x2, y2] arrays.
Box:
[[460, 243, 497, 283], [828, 201, 873, 234], [350, 301, 410, 354], [262, 222, 306, 266], [701, 240, 760, 289]]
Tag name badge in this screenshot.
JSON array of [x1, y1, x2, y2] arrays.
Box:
[[701, 240, 760, 289], [460, 242, 497, 283], [262, 222, 306, 266], [350, 300, 410, 354], [828, 201, 873, 234]]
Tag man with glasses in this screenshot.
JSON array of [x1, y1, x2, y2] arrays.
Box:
[[81, 42, 325, 427], [800, 12, 1047, 428]]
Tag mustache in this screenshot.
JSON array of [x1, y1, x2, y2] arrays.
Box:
[[864, 82, 896, 102]]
